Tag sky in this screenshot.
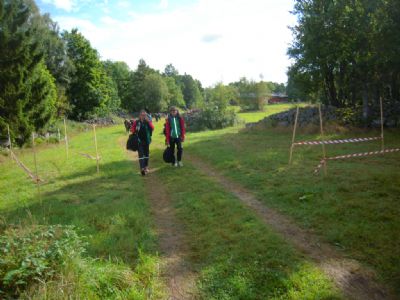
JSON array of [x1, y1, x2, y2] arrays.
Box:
[[37, 0, 297, 87]]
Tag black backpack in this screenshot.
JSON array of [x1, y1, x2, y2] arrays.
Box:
[[126, 134, 139, 151], [163, 146, 174, 163]]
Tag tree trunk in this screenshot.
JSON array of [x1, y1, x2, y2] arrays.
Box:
[[325, 69, 339, 107], [362, 84, 369, 122], [391, 71, 399, 103]]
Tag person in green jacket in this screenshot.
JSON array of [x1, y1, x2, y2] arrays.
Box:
[[165, 106, 186, 167]]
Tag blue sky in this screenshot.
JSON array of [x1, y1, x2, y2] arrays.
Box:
[[37, 0, 297, 87]]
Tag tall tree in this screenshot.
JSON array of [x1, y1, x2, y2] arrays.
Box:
[[179, 74, 203, 108], [142, 73, 169, 112], [22, 0, 73, 116], [164, 76, 185, 109], [103, 60, 131, 109], [164, 63, 179, 77], [233, 78, 270, 111], [207, 83, 236, 111], [0, 0, 57, 144], [288, 0, 400, 122], [63, 29, 119, 119], [126, 59, 155, 111]]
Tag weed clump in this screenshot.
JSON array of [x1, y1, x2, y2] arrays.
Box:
[[0, 225, 164, 299]]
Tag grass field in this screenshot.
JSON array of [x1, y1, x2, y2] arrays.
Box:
[[235, 103, 308, 123], [185, 111, 400, 294], [0, 123, 164, 298], [149, 120, 342, 299], [1, 104, 399, 298]]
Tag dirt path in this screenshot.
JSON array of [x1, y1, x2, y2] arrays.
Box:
[[187, 154, 393, 300], [145, 174, 197, 299], [120, 137, 196, 299]]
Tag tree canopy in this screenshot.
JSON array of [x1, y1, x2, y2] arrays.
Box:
[[288, 0, 400, 120], [63, 29, 119, 120], [0, 0, 57, 144]]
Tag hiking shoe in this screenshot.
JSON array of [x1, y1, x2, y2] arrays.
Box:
[[141, 169, 146, 176], [178, 161, 183, 167]]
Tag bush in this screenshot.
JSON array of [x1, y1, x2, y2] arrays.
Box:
[[0, 225, 164, 299], [184, 107, 238, 132], [0, 225, 85, 298]]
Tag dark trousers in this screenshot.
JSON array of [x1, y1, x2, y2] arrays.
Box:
[[170, 138, 183, 163], [138, 142, 149, 169]]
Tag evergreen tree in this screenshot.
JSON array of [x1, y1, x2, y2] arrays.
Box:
[[164, 63, 179, 77], [0, 0, 57, 144]]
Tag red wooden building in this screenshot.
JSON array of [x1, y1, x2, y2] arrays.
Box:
[[268, 93, 289, 104]]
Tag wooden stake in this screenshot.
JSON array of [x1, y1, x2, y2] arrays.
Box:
[[289, 106, 300, 164], [57, 128, 61, 143], [318, 103, 328, 175], [93, 124, 100, 173], [63, 118, 69, 159], [32, 133, 42, 204], [7, 124, 12, 151], [380, 97, 385, 151]]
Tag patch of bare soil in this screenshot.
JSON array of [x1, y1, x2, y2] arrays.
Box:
[[187, 154, 394, 300]]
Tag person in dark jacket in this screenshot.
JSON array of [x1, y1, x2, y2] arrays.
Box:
[[131, 109, 154, 176], [165, 106, 185, 167]]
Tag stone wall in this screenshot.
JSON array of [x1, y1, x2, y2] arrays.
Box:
[[254, 105, 400, 128]]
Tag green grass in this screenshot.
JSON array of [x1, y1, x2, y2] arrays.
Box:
[[0, 122, 164, 298], [236, 103, 306, 123], [185, 122, 400, 294], [2, 107, 398, 297], [1, 125, 156, 262], [146, 123, 342, 299], [150, 155, 342, 299]]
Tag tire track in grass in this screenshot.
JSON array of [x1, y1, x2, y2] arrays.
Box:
[[121, 137, 196, 299], [145, 173, 197, 300], [187, 154, 393, 300]]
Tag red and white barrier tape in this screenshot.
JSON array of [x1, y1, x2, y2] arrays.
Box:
[[314, 148, 400, 174], [294, 136, 381, 146]]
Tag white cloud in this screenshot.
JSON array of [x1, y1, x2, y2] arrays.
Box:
[[100, 16, 119, 25], [54, 0, 296, 86], [42, 0, 75, 12], [117, 1, 131, 8], [158, 0, 169, 10]]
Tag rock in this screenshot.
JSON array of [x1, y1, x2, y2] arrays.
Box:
[[277, 121, 289, 127], [85, 117, 115, 126], [246, 122, 258, 128]]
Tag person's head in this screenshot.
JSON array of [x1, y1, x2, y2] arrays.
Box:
[[169, 106, 178, 117], [139, 109, 147, 121]]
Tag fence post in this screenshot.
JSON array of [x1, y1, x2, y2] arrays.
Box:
[[380, 97, 385, 151], [318, 103, 328, 175], [64, 118, 69, 159], [289, 106, 300, 164], [32, 133, 42, 204], [7, 124, 12, 157], [93, 124, 100, 174]]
